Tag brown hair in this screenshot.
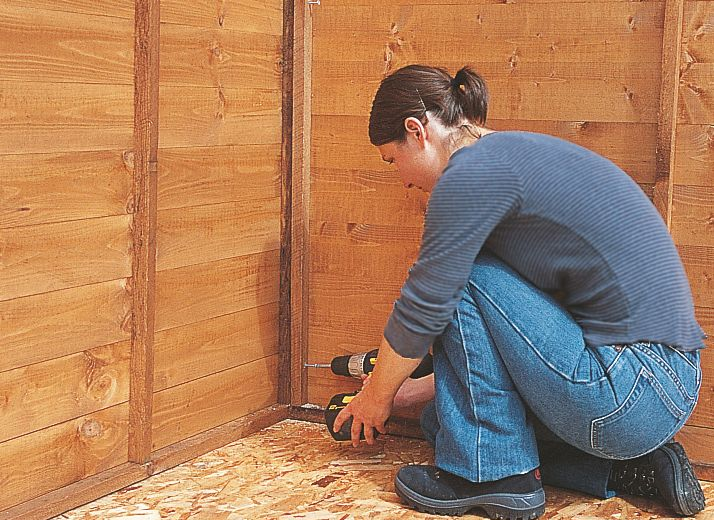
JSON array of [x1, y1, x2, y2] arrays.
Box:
[[368, 65, 489, 146]]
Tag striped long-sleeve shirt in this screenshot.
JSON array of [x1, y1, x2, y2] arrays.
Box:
[[384, 131, 706, 358]]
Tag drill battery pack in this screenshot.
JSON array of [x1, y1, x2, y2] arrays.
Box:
[[324, 392, 375, 441]]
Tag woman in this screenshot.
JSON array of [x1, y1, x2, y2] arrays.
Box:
[[332, 65, 706, 520]]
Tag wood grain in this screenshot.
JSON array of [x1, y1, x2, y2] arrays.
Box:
[[0, 150, 133, 229], [682, 1, 714, 64], [674, 124, 714, 186], [154, 303, 279, 391], [671, 185, 714, 247], [160, 24, 281, 89], [0, 4, 132, 85], [0, 279, 131, 373], [2, 0, 134, 20], [679, 62, 714, 125], [154, 249, 280, 332], [156, 199, 281, 272], [313, 3, 665, 64], [0, 403, 129, 511], [653, 0, 685, 225], [0, 215, 132, 302], [151, 354, 279, 450], [157, 144, 281, 210], [312, 61, 660, 123], [160, 0, 282, 35], [676, 423, 715, 467], [679, 245, 714, 309], [129, 0, 160, 467], [0, 341, 130, 443], [278, 0, 295, 405], [0, 81, 133, 155], [158, 85, 281, 148]]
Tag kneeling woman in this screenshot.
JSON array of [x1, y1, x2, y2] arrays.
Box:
[[333, 65, 705, 520]]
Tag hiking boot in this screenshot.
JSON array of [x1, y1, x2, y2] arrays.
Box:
[[609, 441, 705, 516], [394, 465, 545, 519]]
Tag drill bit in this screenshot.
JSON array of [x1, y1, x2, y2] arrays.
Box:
[[304, 363, 331, 369]]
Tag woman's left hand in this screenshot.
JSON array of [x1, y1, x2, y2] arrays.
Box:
[[333, 384, 393, 447]]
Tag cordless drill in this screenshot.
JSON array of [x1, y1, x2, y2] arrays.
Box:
[[307, 349, 434, 441]]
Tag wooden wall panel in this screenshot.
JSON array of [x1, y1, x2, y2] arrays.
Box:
[[0, 151, 133, 229], [0, 216, 132, 301], [673, 0, 714, 466], [0, 2, 134, 511], [151, 0, 284, 450], [0, 5, 133, 84], [0, 403, 129, 511], [0, 341, 130, 444], [154, 304, 279, 392], [152, 354, 279, 450], [0, 280, 131, 373]]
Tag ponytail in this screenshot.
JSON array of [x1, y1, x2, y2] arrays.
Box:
[[369, 64, 489, 146], [451, 66, 489, 126]]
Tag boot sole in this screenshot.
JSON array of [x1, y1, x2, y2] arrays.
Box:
[[395, 477, 546, 519], [661, 442, 706, 516]]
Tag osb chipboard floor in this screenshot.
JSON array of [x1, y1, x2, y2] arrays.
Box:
[[56, 420, 713, 520]]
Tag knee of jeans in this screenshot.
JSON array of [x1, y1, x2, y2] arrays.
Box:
[[468, 253, 517, 293]]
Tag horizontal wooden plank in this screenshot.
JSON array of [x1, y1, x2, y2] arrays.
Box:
[[157, 199, 280, 271], [0, 82, 133, 155], [312, 115, 658, 185], [312, 61, 660, 123], [321, 0, 662, 5], [0, 462, 148, 520], [0, 279, 130, 373], [683, 1, 714, 64], [158, 144, 281, 210], [678, 62, 714, 125], [0, 402, 128, 511], [0, 214, 132, 301], [0, 341, 130, 443], [671, 184, 714, 247], [160, 24, 281, 88], [2, 0, 133, 20], [314, 3, 664, 64], [150, 404, 288, 475], [674, 124, 714, 186], [161, 0, 282, 35], [152, 354, 279, 450], [0, 150, 132, 229], [675, 424, 714, 466], [154, 303, 279, 391], [155, 249, 280, 331], [0, 5, 132, 85], [679, 245, 714, 308], [158, 85, 281, 148]]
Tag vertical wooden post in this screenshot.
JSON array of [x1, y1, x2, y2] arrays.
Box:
[[288, 0, 313, 405], [129, 0, 159, 463], [653, 0, 685, 228], [279, 0, 295, 404]]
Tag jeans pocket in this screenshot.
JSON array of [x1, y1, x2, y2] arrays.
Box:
[[590, 368, 687, 459]]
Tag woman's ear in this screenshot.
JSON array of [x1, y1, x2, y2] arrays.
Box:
[[404, 117, 426, 143]]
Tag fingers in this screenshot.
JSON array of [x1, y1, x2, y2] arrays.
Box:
[[333, 407, 350, 434], [350, 415, 363, 447]]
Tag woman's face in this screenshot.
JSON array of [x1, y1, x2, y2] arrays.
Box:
[[377, 117, 448, 193]]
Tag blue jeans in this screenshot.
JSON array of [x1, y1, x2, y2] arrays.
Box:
[[420, 252, 702, 498]]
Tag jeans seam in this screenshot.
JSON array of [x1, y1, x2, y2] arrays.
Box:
[[471, 282, 590, 384], [590, 368, 645, 453], [456, 306, 481, 482], [666, 344, 699, 371], [633, 343, 695, 401]]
